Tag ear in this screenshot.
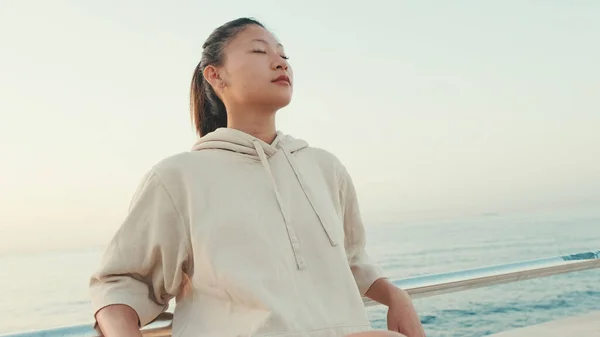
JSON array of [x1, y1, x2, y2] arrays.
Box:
[[203, 65, 225, 92]]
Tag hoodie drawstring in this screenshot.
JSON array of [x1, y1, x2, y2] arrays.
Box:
[[253, 140, 306, 270], [279, 145, 338, 247]]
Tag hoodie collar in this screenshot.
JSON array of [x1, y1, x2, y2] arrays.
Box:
[[191, 128, 308, 158]]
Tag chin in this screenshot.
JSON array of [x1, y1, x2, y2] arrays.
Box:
[[273, 94, 292, 109], [245, 88, 292, 109], [263, 92, 292, 110]]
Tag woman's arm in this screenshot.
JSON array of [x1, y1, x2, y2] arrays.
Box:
[[338, 164, 425, 337], [90, 169, 192, 336], [338, 164, 385, 294], [96, 304, 142, 337]]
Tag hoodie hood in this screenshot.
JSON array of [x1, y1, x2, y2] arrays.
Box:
[[191, 128, 309, 158], [190, 127, 336, 270]]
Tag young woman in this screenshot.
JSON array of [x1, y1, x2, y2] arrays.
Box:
[[90, 18, 425, 337]]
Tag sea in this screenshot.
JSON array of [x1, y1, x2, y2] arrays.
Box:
[[0, 206, 598, 336]]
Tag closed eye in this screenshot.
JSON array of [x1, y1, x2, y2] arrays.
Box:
[[252, 49, 289, 60]]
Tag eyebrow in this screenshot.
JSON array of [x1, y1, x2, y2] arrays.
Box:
[[251, 38, 284, 48]]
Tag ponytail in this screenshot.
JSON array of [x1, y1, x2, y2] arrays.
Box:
[[189, 17, 265, 137], [190, 62, 228, 137]]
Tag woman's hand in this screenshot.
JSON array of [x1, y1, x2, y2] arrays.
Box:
[[364, 278, 426, 337], [386, 289, 426, 337]]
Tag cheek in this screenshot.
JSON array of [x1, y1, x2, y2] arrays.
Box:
[[228, 58, 267, 84], [229, 61, 270, 95]]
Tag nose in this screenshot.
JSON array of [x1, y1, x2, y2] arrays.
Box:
[[272, 56, 289, 71]]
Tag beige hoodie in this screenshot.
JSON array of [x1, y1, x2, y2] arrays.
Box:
[[90, 128, 385, 337]]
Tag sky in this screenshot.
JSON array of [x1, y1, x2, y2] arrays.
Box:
[[1, 1, 599, 254]]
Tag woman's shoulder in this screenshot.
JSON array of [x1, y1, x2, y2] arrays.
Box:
[[299, 146, 341, 166], [143, 150, 215, 187], [298, 146, 351, 181]]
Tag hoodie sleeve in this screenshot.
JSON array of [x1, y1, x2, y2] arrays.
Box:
[[89, 169, 192, 327], [338, 165, 385, 295]]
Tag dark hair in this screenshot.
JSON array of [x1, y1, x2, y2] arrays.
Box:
[[190, 17, 265, 136]]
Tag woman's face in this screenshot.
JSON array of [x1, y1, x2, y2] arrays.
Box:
[[210, 25, 293, 110]]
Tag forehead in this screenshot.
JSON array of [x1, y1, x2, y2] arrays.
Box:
[[227, 24, 283, 49]]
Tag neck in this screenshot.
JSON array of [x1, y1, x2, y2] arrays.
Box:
[[227, 106, 277, 144]]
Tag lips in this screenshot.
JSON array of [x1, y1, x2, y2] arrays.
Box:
[[272, 74, 291, 85]]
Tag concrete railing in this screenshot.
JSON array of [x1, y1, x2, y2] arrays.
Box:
[[2, 250, 599, 337]]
